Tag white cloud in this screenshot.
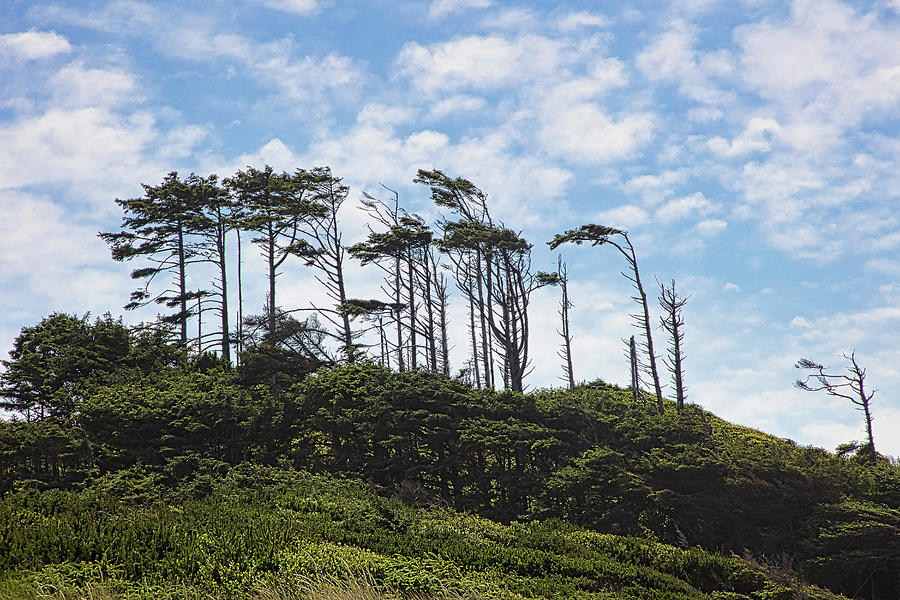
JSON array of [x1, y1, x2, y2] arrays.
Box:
[[538, 103, 655, 164], [688, 106, 724, 122], [733, 160, 824, 221], [0, 30, 71, 60], [49, 63, 139, 108], [707, 117, 782, 157], [656, 192, 716, 222], [0, 108, 155, 191], [357, 103, 415, 126], [257, 0, 322, 14], [790, 316, 812, 328], [734, 0, 900, 141], [396, 35, 570, 95], [427, 94, 487, 119], [0, 191, 124, 313], [161, 28, 364, 107], [623, 169, 690, 205], [695, 218, 727, 237], [593, 204, 649, 228], [429, 0, 492, 19], [722, 282, 740, 293], [635, 19, 734, 105], [556, 11, 610, 32], [482, 8, 538, 30]]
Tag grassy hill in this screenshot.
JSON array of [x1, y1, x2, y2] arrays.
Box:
[[1, 363, 898, 599], [0, 469, 851, 600]]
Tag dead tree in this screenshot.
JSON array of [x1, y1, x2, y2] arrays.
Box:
[[627, 335, 643, 404], [795, 352, 877, 460], [659, 279, 688, 412], [556, 256, 575, 392]]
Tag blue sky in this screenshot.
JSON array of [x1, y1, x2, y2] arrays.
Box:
[[2, 0, 900, 456]]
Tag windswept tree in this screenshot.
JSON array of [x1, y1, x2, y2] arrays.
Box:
[[100, 172, 202, 347], [549, 224, 664, 413], [417, 169, 496, 388], [225, 165, 317, 341], [294, 167, 359, 362], [184, 173, 236, 361], [350, 188, 446, 372], [795, 352, 877, 460], [339, 299, 406, 367], [424, 170, 550, 393], [659, 279, 688, 412]]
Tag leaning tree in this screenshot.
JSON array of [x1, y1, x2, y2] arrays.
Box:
[[795, 352, 877, 460], [549, 224, 664, 413]]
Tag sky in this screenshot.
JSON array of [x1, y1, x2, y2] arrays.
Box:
[[2, 0, 900, 457]]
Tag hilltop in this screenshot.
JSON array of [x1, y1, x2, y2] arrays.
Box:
[[1, 361, 898, 599]]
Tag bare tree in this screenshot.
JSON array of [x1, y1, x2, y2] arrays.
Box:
[[659, 279, 688, 413], [555, 256, 575, 392], [795, 352, 877, 460], [626, 335, 644, 404]]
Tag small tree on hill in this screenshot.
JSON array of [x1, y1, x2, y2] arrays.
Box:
[[795, 352, 877, 460]]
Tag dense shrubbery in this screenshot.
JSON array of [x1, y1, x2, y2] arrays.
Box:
[[0, 467, 851, 599], [2, 358, 899, 599]]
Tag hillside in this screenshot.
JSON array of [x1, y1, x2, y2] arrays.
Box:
[[1, 361, 899, 599], [0, 469, 852, 600]]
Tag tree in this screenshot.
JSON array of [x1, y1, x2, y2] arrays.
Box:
[[627, 335, 643, 404], [420, 169, 552, 391], [659, 279, 687, 412], [100, 172, 202, 348], [417, 169, 496, 388], [239, 304, 330, 388], [0, 313, 178, 421], [350, 188, 446, 372], [555, 256, 575, 392], [795, 352, 877, 459], [339, 299, 406, 367], [441, 219, 548, 392], [184, 173, 236, 361], [549, 224, 664, 413], [294, 167, 360, 362], [225, 165, 317, 341]]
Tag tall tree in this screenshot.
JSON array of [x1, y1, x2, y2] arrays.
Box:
[[350, 189, 443, 371], [350, 189, 409, 371], [417, 169, 496, 388], [659, 279, 687, 412], [556, 256, 576, 392], [627, 335, 643, 404], [795, 352, 877, 459], [440, 217, 550, 392], [294, 167, 359, 362], [99, 172, 201, 347], [185, 173, 236, 361], [549, 224, 664, 413], [225, 165, 316, 341]]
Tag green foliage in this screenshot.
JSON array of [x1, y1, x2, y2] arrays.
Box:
[[0, 313, 152, 421], [0, 470, 850, 600], [1, 361, 898, 598]]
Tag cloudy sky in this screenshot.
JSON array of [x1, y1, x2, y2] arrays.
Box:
[[2, 0, 900, 456]]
